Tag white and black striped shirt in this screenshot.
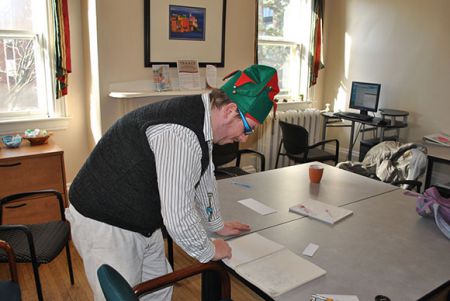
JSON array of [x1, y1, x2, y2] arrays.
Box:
[[146, 93, 223, 262]]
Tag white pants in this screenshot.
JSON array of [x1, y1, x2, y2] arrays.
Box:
[[65, 205, 173, 301]]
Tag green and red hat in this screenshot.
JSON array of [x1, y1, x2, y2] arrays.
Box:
[[220, 64, 280, 124]]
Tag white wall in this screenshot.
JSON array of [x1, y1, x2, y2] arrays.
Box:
[[56, 0, 257, 182], [65, 0, 450, 182], [94, 0, 257, 132], [322, 0, 450, 179]]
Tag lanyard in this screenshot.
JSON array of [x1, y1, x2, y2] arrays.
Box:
[[207, 192, 213, 222], [206, 141, 214, 222]]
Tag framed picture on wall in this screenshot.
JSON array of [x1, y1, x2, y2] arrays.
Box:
[[144, 0, 227, 68], [169, 5, 206, 41]]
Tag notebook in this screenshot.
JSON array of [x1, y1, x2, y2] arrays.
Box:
[[289, 199, 353, 224], [223, 233, 326, 298]]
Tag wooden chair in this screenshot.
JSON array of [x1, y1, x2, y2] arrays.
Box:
[[0, 190, 74, 301], [97, 261, 231, 301], [0, 240, 21, 301], [275, 120, 340, 168], [213, 142, 265, 180]]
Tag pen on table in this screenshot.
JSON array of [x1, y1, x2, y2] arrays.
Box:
[[231, 181, 252, 189], [299, 204, 312, 214]]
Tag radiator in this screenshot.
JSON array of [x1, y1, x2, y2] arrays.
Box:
[[256, 109, 323, 170]]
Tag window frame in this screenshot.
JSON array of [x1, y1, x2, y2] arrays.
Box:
[[257, 0, 311, 102], [0, 0, 68, 133]]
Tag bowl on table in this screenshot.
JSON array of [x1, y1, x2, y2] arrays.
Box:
[[2, 135, 23, 148], [23, 134, 51, 146]]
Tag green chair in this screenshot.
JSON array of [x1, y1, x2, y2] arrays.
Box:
[[97, 261, 231, 301]]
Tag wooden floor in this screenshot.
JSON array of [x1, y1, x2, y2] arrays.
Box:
[[0, 241, 264, 301]]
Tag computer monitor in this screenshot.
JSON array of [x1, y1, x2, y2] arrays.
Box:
[[349, 81, 381, 115]]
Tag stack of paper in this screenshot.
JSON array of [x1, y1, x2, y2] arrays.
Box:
[[289, 199, 353, 224], [423, 133, 450, 147], [223, 233, 326, 298]]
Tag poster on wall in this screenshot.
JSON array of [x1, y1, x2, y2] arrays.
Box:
[[169, 5, 206, 41]]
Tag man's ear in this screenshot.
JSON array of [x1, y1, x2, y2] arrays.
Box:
[[223, 102, 238, 119]]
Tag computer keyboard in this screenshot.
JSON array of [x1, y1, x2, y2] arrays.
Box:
[[335, 112, 373, 121]]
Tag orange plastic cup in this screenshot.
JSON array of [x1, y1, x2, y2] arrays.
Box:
[[309, 164, 324, 184]]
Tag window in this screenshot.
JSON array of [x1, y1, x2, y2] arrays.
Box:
[[258, 0, 312, 100], [0, 0, 64, 123]]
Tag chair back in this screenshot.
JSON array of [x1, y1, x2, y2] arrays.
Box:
[[213, 142, 239, 167], [97, 264, 138, 301], [0, 240, 21, 301], [98, 262, 232, 301], [279, 121, 309, 154]]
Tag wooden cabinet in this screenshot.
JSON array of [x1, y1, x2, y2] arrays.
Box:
[[0, 141, 68, 224]]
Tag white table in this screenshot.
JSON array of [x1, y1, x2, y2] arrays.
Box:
[[217, 162, 397, 235], [248, 189, 450, 300], [204, 163, 401, 300]]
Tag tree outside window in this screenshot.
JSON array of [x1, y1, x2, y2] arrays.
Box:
[[258, 0, 311, 101], [0, 0, 57, 121]]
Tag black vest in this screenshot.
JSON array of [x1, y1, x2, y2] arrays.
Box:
[[69, 95, 210, 236]]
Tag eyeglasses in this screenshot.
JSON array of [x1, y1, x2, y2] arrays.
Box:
[[238, 109, 254, 135]]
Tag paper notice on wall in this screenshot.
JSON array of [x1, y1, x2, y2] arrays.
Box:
[[177, 59, 201, 90]]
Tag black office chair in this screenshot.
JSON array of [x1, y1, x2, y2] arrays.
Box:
[[0, 190, 74, 301], [213, 142, 265, 180], [97, 261, 231, 301], [275, 120, 340, 168], [0, 240, 21, 301]]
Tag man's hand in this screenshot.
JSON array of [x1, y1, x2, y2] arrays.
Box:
[[212, 239, 232, 260], [216, 220, 251, 236]]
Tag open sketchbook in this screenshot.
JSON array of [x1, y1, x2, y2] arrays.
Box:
[[223, 233, 326, 298], [423, 133, 450, 147], [289, 199, 353, 224]]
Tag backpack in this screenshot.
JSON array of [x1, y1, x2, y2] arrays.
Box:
[[416, 187, 450, 240]]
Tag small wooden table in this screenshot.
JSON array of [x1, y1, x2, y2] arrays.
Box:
[[0, 141, 68, 224]]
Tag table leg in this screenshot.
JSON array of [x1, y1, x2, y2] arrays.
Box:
[[321, 116, 328, 150], [201, 270, 221, 301], [348, 121, 355, 161], [424, 157, 434, 190]]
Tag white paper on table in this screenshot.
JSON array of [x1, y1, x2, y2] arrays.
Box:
[[223, 233, 326, 298], [223, 233, 285, 268], [289, 199, 353, 224], [317, 294, 359, 301], [238, 198, 277, 215], [302, 243, 319, 257], [206, 64, 217, 88]]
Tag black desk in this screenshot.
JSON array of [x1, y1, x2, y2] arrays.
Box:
[[322, 111, 408, 160]]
